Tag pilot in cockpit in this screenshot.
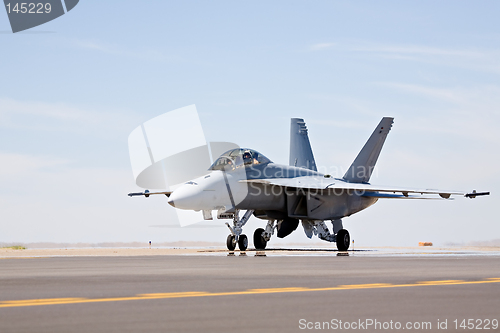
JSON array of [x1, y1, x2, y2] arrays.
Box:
[[242, 150, 253, 165]]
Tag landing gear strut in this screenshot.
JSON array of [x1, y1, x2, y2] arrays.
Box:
[[225, 210, 254, 251], [302, 219, 351, 251]]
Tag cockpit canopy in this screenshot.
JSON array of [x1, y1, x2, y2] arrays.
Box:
[[209, 148, 272, 171]]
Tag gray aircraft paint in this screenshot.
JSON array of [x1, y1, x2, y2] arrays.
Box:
[[129, 110, 489, 248], [289, 118, 317, 171], [4, 0, 79, 33], [64, 0, 78, 11], [343, 117, 394, 183]]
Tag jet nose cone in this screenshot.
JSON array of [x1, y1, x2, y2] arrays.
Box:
[[167, 198, 175, 207], [167, 184, 202, 210]]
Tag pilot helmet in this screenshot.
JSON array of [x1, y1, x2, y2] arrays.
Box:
[[242, 150, 253, 165]]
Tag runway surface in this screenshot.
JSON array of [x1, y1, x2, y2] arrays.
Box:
[[1, 250, 499, 332]]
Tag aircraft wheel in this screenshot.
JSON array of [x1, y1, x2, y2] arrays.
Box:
[[253, 228, 267, 249], [336, 229, 350, 251], [226, 234, 236, 251], [238, 234, 248, 251]]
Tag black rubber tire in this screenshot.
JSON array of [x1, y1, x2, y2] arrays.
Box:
[[238, 234, 248, 251], [226, 234, 236, 251], [253, 228, 267, 249], [336, 229, 350, 251]]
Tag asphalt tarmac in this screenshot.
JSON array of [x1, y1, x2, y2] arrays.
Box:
[[1, 250, 499, 332]]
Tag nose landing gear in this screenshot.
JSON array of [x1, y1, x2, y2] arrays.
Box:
[[226, 234, 249, 251], [238, 234, 248, 251], [226, 234, 237, 251], [225, 210, 253, 251]]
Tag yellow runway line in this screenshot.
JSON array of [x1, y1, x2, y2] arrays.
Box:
[[1, 277, 499, 309], [416, 280, 464, 285], [336, 283, 393, 289]]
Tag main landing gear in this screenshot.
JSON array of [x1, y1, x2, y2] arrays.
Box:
[[253, 228, 266, 249], [225, 210, 254, 251], [302, 219, 351, 251], [336, 229, 350, 251], [253, 220, 276, 250]]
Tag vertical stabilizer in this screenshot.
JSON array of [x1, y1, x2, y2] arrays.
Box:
[[343, 117, 394, 183], [289, 118, 317, 171]]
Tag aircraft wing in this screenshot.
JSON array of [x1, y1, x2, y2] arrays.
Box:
[[128, 190, 172, 198], [241, 176, 489, 199]]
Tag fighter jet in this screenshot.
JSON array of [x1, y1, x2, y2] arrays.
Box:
[[129, 117, 489, 251]]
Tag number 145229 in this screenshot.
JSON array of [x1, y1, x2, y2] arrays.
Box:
[[454, 319, 498, 330], [6, 3, 52, 14]]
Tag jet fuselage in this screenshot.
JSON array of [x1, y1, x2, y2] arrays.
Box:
[[168, 162, 378, 221]]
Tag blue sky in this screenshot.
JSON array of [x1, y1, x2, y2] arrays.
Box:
[[0, 1, 498, 246]]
